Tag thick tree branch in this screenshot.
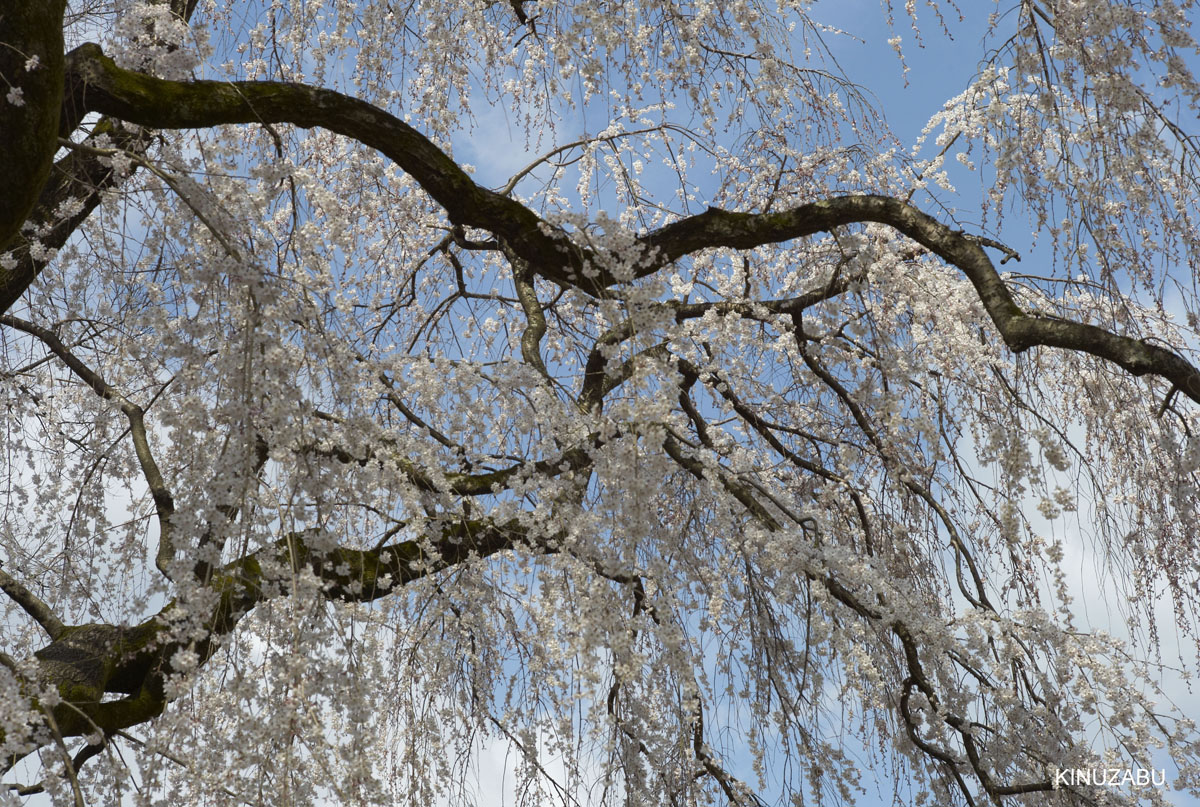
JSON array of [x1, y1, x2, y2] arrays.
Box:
[[1, 0, 202, 315], [0, 566, 66, 640], [0, 1, 67, 250], [640, 197, 1200, 403], [53, 46, 1200, 408], [311, 431, 596, 497], [511, 253, 550, 379]]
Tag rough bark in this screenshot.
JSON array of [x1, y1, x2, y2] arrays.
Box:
[[0, 0, 67, 252]]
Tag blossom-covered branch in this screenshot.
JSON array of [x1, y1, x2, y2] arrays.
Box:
[[50, 44, 1200, 409]]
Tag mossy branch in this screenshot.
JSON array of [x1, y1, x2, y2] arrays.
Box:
[[56, 45, 1200, 403], [3, 515, 533, 762], [0, 0, 203, 316], [0, 1, 67, 250]]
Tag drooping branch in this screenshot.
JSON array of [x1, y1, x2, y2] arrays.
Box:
[[192, 432, 270, 585], [57, 139, 247, 263], [658, 433, 1057, 802], [578, 278, 854, 413], [48, 44, 1200, 413]]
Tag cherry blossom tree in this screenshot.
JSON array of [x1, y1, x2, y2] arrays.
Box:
[[3, 0, 1200, 804]]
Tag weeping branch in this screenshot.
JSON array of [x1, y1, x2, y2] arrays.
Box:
[[659, 433, 1057, 803], [640, 199, 1200, 402]]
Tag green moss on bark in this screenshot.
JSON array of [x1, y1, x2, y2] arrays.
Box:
[[0, 1, 67, 252]]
